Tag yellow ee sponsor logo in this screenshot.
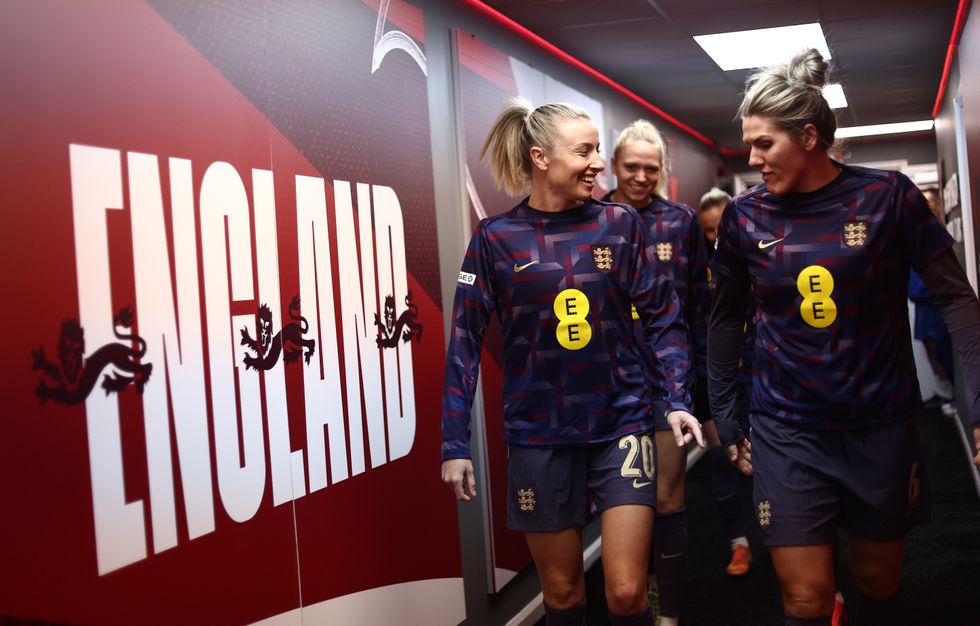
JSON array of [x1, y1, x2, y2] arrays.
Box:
[[554, 288, 592, 350], [796, 265, 837, 328]]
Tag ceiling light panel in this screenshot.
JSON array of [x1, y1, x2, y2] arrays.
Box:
[[694, 23, 831, 71], [823, 84, 848, 109], [835, 120, 934, 138]]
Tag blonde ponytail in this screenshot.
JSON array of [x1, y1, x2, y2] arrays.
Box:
[[480, 99, 591, 196]]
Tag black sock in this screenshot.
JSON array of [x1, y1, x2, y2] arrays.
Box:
[[544, 600, 587, 626], [784, 614, 831, 626], [858, 585, 903, 626], [653, 507, 687, 618], [609, 602, 654, 626], [708, 446, 744, 540]]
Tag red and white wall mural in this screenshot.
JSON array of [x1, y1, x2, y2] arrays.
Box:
[[0, 0, 461, 623]]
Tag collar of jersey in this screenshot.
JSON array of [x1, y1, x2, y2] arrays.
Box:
[[764, 161, 852, 208], [602, 191, 661, 214], [519, 197, 599, 220]]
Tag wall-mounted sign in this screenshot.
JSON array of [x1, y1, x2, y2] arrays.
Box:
[[944, 172, 960, 214], [1, 1, 461, 623]]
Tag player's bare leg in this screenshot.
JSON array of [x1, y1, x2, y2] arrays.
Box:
[[601, 504, 656, 624], [770, 544, 836, 624], [525, 526, 586, 624], [848, 535, 906, 626]]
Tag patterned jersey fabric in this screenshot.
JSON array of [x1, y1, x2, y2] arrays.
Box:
[[604, 192, 709, 393], [710, 164, 953, 432], [441, 198, 691, 461], [632, 196, 710, 381]]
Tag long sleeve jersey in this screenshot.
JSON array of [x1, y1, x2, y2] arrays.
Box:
[[632, 196, 710, 382], [603, 192, 709, 396], [441, 198, 691, 461], [706, 239, 755, 385], [707, 163, 980, 446]]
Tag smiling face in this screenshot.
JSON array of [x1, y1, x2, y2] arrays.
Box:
[[742, 115, 810, 196], [611, 140, 661, 207], [532, 117, 604, 209]]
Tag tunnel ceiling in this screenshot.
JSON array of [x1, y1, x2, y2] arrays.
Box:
[[484, 0, 958, 151]]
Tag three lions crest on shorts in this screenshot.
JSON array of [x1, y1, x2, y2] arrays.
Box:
[[517, 488, 536, 512], [758, 500, 772, 527]]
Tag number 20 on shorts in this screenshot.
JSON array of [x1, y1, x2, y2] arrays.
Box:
[[619, 434, 656, 486]]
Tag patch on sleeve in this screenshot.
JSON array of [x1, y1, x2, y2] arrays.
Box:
[[458, 271, 476, 285]]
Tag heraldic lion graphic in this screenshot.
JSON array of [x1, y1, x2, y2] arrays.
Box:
[[240, 295, 316, 371], [374, 291, 423, 349], [33, 307, 153, 405]]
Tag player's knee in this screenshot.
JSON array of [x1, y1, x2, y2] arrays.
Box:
[[541, 579, 582, 610], [656, 476, 684, 511], [782, 580, 835, 618], [852, 560, 901, 599], [657, 493, 684, 512], [604, 577, 648, 616]]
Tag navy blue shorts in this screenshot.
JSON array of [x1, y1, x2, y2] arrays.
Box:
[[750, 415, 930, 546], [506, 432, 658, 532]]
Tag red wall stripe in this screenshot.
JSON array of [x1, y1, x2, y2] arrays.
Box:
[[933, 0, 971, 118], [462, 0, 717, 150]]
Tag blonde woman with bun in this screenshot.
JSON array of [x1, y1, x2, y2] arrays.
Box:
[[708, 49, 980, 626]]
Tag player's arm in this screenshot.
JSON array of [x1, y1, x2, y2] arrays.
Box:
[[899, 176, 980, 465], [441, 225, 496, 500], [687, 211, 711, 385], [629, 212, 703, 448], [917, 248, 980, 465], [707, 202, 751, 468]]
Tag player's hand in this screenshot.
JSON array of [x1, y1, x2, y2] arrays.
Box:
[[667, 410, 705, 448], [442, 458, 477, 501], [727, 437, 753, 476], [736, 438, 752, 475], [973, 427, 980, 467]]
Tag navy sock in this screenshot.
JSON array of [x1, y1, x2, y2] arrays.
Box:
[[544, 600, 587, 626], [708, 446, 744, 539], [784, 614, 831, 626], [653, 507, 687, 618], [858, 586, 903, 626], [609, 603, 654, 626]]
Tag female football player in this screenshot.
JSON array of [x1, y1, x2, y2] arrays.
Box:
[[441, 100, 702, 626], [708, 49, 980, 626], [606, 123, 750, 625]]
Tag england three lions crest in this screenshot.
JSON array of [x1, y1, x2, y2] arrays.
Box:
[[841, 221, 869, 249], [591, 245, 613, 272]]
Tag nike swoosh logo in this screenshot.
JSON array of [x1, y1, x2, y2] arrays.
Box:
[[632, 479, 652, 489], [514, 260, 539, 272], [758, 238, 785, 249], [661, 553, 683, 559]]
